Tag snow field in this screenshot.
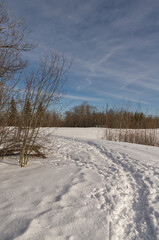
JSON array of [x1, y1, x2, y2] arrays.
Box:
[[0, 127, 159, 239]]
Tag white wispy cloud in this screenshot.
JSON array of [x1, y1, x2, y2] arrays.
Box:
[[64, 94, 104, 102], [7, 0, 159, 109]]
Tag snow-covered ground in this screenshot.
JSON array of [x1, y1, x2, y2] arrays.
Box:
[[0, 128, 159, 240]]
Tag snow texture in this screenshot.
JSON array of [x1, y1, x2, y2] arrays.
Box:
[[0, 127, 159, 240]]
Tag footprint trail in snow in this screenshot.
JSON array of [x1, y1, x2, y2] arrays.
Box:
[[46, 135, 159, 240]]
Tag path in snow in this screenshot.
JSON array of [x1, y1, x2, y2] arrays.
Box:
[[43, 135, 159, 240]]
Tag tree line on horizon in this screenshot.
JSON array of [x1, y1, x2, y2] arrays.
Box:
[[3, 100, 159, 129]]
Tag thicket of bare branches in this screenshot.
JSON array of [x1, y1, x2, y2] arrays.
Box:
[[0, 1, 70, 166], [0, 0, 34, 158], [16, 52, 69, 167], [105, 128, 158, 147]]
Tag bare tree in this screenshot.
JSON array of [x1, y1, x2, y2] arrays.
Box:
[[16, 51, 70, 167], [0, 0, 35, 115], [0, 0, 35, 159], [0, 0, 35, 83]]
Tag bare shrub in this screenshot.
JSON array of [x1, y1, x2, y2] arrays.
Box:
[[105, 128, 158, 147]]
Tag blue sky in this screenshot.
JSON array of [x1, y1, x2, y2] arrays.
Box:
[[7, 0, 159, 113]]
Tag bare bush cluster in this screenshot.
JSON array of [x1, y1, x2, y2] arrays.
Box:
[[105, 128, 158, 147]]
